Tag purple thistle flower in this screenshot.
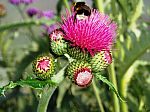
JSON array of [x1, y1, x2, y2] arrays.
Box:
[[46, 24, 57, 35], [26, 7, 39, 17], [37, 10, 55, 19], [9, 0, 21, 5], [21, 0, 36, 5], [42, 24, 57, 35], [61, 9, 117, 56]]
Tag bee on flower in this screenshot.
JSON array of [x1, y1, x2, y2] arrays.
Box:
[[34, 2, 117, 87], [61, 2, 117, 56]]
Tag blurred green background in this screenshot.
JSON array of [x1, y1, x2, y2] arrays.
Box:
[[0, 0, 150, 112]]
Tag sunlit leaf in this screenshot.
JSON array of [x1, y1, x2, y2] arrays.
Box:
[[0, 78, 57, 96], [95, 73, 125, 102], [119, 30, 150, 76]]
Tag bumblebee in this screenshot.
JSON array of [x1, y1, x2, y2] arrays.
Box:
[[73, 2, 91, 21]]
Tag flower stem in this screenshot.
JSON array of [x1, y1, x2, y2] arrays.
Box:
[[63, 0, 71, 13], [107, 62, 120, 112], [37, 65, 68, 112], [16, 6, 26, 19], [92, 79, 105, 112], [120, 62, 137, 112], [37, 86, 56, 112], [94, 0, 104, 13], [120, 79, 128, 112]]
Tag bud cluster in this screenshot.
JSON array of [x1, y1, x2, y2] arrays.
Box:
[[32, 3, 116, 87]]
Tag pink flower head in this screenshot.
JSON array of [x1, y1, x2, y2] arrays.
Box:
[[61, 9, 117, 56], [32, 54, 55, 80], [36, 56, 51, 73]]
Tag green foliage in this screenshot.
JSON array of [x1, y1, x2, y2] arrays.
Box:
[[95, 73, 125, 102], [0, 78, 57, 96], [0, 0, 150, 112], [118, 29, 150, 76]]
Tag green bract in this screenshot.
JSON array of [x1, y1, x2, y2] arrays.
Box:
[[51, 39, 68, 55], [68, 46, 90, 61], [90, 50, 112, 72]]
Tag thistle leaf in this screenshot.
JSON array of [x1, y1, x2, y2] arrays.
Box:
[[119, 30, 150, 76], [95, 73, 126, 102], [0, 78, 57, 96]]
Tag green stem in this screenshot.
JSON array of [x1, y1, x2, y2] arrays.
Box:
[[0, 19, 55, 32], [16, 6, 26, 19], [120, 79, 128, 112], [108, 62, 120, 112], [94, 0, 104, 12], [92, 79, 105, 112], [63, 0, 71, 13], [37, 65, 68, 112], [120, 62, 137, 112], [37, 86, 57, 112]]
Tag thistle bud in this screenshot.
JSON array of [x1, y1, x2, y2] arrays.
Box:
[[49, 29, 68, 55], [66, 60, 93, 87], [90, 50, 112, 72], [32, 53, 55, 80]]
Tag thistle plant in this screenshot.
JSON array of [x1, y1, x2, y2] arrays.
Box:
[[0, 0, 149, 112]]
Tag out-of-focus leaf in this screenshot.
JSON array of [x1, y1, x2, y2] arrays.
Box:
[[56, 79, 71, 109], [119, 30, 150, 76], [95, 73, 125, 102], [0, 32, 13, 62], [56, 0, 63, 16], [0, 60, 7, 67], [52, 63, 68, 83], [129, 0, 143, 28], [117, 0, 128, 15], [0, 19, 55, 32]]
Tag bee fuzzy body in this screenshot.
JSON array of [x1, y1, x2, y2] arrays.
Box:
[[73, 2, 91, 21]]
